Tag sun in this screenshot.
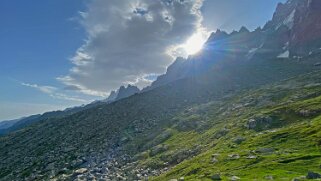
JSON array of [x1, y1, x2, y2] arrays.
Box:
[[183, 32, 207, 55]]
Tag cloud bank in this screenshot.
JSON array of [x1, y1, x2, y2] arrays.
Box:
[[58, 0, 204, 97]]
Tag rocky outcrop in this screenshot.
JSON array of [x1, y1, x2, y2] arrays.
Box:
[[104, 84, 140, 102], [116, 85, 140, 100]]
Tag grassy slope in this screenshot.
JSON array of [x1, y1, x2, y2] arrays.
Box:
[[132, 71, 321, 181], [0, 58, 319, 180]]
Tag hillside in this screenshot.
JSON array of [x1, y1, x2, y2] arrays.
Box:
[[0, 0, 321, 180], [0, 55, 320, 180]]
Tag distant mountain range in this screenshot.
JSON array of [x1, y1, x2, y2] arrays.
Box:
[[0, 84, 140, 135], [1, 0, 321, 180]]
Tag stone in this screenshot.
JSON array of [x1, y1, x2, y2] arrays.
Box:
[[246, 155, 257, 159], [256, 148, 275, 154], [231, 176, 240, 180], [214, 128, 229, 139], [233, 136, 246, 144], [265, 175, 274, 180], [314, 62, 321, 66], [211, 174, 222, 180], [211, 157, 219, 163], [75, 168, 88, 175], [306, 171, 321, 179], [212, 153, 220, 157], [247, 116, 274, 131], [228, 154, 240, 159]]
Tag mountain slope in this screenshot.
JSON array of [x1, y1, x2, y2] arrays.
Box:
[[153, 70, 321, 180], [0, 54, 319, 180], [148, 0, 321, 90], [0, 101, 106, 135], [0, 0, 321, 180]]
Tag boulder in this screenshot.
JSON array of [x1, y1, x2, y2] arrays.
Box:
[[74, 168, 88, 175], [256, 148, 275, 154], [231, 176, 241, 180], [314, 62, 321, 67], [211, 153, 220, 163], [246, 155, 257, 159], [265, 175, 274, 180], [233, 136, 246, 144], [211, 157, 219, 164], [306, 171, 321, 179], [247, 116, 276, 131], [211, 174, 222, 180], [228, 154, 240, 160], [214, 128, 230, 139]]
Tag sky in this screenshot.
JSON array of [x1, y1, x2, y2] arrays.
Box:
[[0, 0, 286, 121]]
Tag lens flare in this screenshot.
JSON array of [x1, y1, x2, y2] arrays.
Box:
[[184, 32, 206, 55]]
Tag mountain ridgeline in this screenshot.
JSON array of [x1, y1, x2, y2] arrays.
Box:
[[0, 85, 140, 135], [1, 0, 321, 180], [105, 85, 140, 103]]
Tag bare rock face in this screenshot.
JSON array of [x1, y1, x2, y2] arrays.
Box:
[[105, 84, 140, 102], [146, 0, 321, 93], [265, 0, 321, 56]]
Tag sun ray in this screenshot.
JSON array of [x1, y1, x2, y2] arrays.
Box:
[[184, 32, 207, 55]]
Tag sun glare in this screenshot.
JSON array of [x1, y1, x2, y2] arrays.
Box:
[[184, 32, 206, 55]]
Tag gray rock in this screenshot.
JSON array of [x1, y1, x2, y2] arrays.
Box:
[[246, 155, 257, 159], [306, 171, 321, 179], [211, 174, 222, 180], [265, 175, 274, 180], [231, 176, 240, 180], [74, 168, 88, 175], [256, 148, 275, 154], [233, 136, 246, 144], [247, 116, 275, 131], [214, 128, 230, 139], [314, 62, 321, 66], [211, 157, 219, 163], [228, 154, 240, 160]]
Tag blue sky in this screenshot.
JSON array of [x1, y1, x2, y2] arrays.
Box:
[[0, 0, 285, 121]]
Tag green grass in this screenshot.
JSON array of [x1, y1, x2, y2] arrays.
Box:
[[135, 72, 321, 181]]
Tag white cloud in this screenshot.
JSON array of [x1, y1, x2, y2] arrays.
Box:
[[21, 82, 88, 103], [21, 83, 57, 94], [59, 0, 205, 97]]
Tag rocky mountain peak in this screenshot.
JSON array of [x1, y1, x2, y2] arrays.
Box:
[[104, 85, 140, 103], [239, 26, 250, 33], [207, 29, 229, 42]]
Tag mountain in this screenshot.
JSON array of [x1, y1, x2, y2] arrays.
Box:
[[0, 85, 140, 135], [104, 84, 140, 102], [149, 0, 321, 90], [0, 0, 321, 180], [104, 90, 118, 102], [0, 119, 21, 130], [0, 101, 105, 135], [116, 85, 140, 100]]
